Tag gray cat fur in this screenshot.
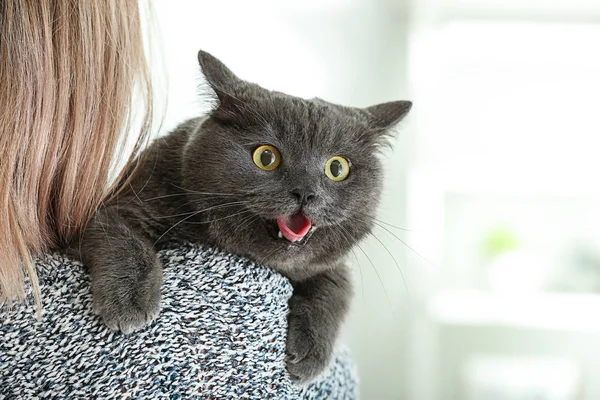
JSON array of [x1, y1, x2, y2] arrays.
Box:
[[79, 50, 411, 383]]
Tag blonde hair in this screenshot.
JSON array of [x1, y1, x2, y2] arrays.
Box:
[[0, 0, 154, 305]]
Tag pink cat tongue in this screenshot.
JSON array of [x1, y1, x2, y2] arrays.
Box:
[[276, 213, 312, 242]]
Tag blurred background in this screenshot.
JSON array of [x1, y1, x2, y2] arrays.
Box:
[[149, 0, 600, 398]]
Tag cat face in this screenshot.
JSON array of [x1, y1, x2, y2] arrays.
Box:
[[182, 51, 411, 279]]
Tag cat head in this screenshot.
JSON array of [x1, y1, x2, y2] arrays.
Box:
[[182, 50, 411, 279]]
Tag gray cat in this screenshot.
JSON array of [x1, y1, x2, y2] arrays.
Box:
[[79, 50, 411, 383]]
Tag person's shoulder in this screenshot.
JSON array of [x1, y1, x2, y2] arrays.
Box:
[[0, 243, 357, 399]]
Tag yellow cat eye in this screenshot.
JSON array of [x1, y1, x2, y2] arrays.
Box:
[[253, 145, 281, 171], [325, 156, 350, 181]]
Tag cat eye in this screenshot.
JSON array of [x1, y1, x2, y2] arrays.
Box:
[[253, 145, 281, 171], [325, 156, 350, 181]]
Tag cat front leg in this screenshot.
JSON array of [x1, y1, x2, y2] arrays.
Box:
[[286, 264, 352, 384], [80, 205, 163, 334]]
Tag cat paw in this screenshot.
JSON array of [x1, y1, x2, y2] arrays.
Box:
[[285, 300, 333, 384], [92, 265, 162, 334], [95, 293, 161, 334]]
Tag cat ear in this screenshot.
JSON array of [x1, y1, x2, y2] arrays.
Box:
[[197, 50, 242, 95], [198, 50, 251, 121], [366, 100, 412, 130]]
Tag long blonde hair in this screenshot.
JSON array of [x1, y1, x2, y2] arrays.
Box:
[[0, 0, 154, 305]]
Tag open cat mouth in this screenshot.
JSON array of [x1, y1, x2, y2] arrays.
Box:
[[276, 213, 312, 242], [265, 212, 315, 245]]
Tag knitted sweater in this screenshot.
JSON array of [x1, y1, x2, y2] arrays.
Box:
[[0, 244, 358, 399]]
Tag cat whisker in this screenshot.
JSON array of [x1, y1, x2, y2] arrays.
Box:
[[350, 247, 365, 300], [354, 211, 413, 232], [166, 182, 244, 197], [354, 238, 394, 313], [154, 201, 250, 219], [372, 217, 412, 232], [237, 215, 260, 236], [335, 223, 393, 313], [144, 193, 191, 201], [187, 209, 254, 225], [128, 181, 144, 204], [220, 213, 259, 240], [98, 200, 116, 254], [367, 231, 411, 306], [371, 222, 432, 267], [347, 215, 432, 267], [145, 192, 252, 204], [335, 226, 364, 299], [153, 209, 204, 245], [135, 147, 160, 196], [153, 202, 251, 244]]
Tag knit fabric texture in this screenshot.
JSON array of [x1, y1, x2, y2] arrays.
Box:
[[0, 243, 358, 399]]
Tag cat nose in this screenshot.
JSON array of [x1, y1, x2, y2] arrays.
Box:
[[290, 188, 316, 205]]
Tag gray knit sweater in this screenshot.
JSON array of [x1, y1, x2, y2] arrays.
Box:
[[0, 244, 358, 399]]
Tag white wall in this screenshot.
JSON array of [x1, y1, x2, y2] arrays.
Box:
[[405, 1, 600, 399]]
